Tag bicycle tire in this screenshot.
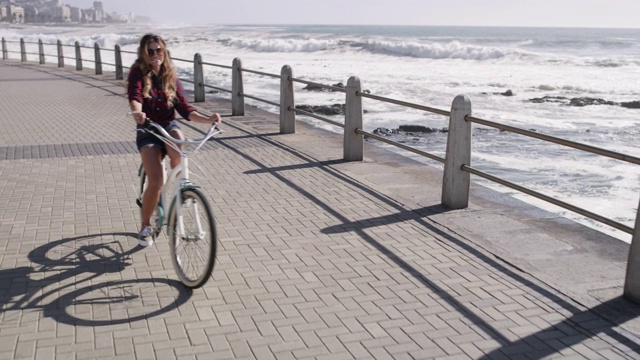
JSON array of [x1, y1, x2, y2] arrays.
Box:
[[167, 188, 217, 288], [138, 166, 162, 238]]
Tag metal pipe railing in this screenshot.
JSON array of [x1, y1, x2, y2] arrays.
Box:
[[355, 129, 445, 163], [466, 115, 640, 166], [462, 164, 633, 234]]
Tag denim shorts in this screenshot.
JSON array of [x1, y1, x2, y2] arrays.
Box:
[[136, 120, 181, 152]]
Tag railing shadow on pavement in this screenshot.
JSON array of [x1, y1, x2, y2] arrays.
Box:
[[207, 120, 640, 356], [0, 232, 192, 327], [478, 295, 640, 359], [324, 208, 640, 357]]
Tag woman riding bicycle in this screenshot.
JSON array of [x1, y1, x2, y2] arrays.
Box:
[[128, 33, 221, 247]]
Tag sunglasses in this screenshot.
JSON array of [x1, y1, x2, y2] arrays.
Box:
[[147, 48, 164, 57]]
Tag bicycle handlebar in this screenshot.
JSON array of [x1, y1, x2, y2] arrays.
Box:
[[140, 119, 223, 151]]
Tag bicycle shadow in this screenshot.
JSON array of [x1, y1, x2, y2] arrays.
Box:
[[1, 232, 191, 326]]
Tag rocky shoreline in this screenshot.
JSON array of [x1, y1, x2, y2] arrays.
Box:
[[485, 89, 640, 109]]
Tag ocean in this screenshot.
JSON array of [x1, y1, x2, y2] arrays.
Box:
[[2, 23, 640, 242]]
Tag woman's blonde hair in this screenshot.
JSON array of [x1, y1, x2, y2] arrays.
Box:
[[130, 33, 178, 105]]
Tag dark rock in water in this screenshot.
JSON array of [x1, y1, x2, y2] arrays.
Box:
[[399, 125, 433, 133], [529, 96, 640, 109], [621, 101, 640, 109], [295, 103, 369, 115], [371, 126, 447, 136], [303, 82, 345, 92], [295, 104, 345, 115], [482, 89, 515, 96], [528, 96, 569, 104], [373, 127, 397, 136], [302, 82, 370, 94], [398, 125, 447, 133], [569, 97, 618, 107]]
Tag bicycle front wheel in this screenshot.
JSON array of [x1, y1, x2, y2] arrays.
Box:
[[168, 188, 217, 288]]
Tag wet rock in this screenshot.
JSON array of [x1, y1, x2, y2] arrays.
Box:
[[295, 103, 369, 115], [302, 82, 370, 94], [398, 125, 445, 133], [303, 82, 344, 91], [528, 96, 568, 104], [568, 97, 618, 107], [373, 127, 397, 136], [371, 126, 448, 136], [621, 101, 640, 109], [482, 89, 515, 96], [295, 104, 345, 115]]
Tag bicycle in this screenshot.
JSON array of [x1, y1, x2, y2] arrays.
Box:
[[136, 119, 223, 288]]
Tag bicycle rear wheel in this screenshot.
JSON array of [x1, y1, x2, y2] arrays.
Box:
[[168, 188, 217, 288]]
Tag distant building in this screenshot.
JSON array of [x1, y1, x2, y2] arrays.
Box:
[[0, 0, 136, 24], [69, 6, 80, 22], [4, 4, 25, 23], [23, 5, 38, 23]]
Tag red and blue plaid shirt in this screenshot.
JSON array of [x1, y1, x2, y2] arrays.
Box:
[[127, 66, 195, 127]]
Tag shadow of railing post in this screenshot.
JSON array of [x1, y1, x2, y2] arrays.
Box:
[[38, 39, 45, 64], [193, 53, 204, 102], [624, 199, 640, 303], [115, 44, 123, 80], [57, 40, 64, 67], [280, 65, 295, 134], [74, 41, 82, 71], [232, 57, 244, 116], [344, 76, 363, 161], [20, 38, 26, 62], [442, 95, 472, 209], [94, 43, 102, 75], [1, 37, 7, 60]]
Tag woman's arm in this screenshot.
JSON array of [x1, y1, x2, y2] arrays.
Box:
[[188, 111, 222, 126], [130, 100, 146, 125], [128, 66, 146, 125]]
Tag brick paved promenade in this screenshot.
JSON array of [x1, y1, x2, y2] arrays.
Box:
[[1, 60, 640, 359]]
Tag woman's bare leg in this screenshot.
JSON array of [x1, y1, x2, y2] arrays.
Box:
[[140, 146, 164, 227], [166, 129, 184, 169]]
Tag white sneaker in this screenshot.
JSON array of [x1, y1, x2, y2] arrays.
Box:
[[138, 226, 155, 247]]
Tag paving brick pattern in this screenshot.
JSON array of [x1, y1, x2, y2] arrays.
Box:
[[0, 61, 639, 359]]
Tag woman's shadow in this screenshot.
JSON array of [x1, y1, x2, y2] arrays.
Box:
[[1, 232, 191, 326]]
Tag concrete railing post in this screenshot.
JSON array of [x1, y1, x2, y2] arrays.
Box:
[[115, 44, 123, 80], [231, 57, 244, 116], [344, 76, 364, 161], [280, 65, 295, 134], [38, 39, 45, 64], [20, 38, 26, 62], [624, 199, 640, 304], [75, 41, 82, 71], [94, 43, 102, 75], [442, 95, 472, 209], [2, 37, 7, 60], [193, 53, 205, 102], [57, 40, 64, 67]]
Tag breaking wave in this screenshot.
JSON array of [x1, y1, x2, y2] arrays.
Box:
[[220, 37, 518, 60]]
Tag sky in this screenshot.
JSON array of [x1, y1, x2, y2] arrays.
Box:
[[64, 0, 640, 28]]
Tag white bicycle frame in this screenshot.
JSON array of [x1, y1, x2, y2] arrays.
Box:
[[139, 120, 223, 239]]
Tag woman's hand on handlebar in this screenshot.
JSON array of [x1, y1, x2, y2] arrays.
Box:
[[208, 113, 222, 127], [131, 111, 147, 125]]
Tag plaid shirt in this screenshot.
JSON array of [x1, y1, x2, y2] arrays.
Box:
[[127, 66, 195, 127]]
